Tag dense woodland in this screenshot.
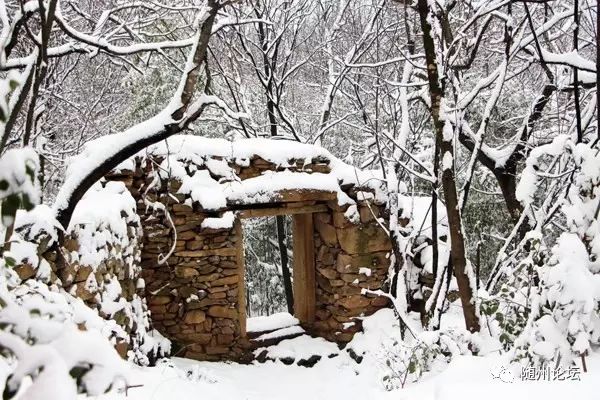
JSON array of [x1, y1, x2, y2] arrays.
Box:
[[0, 0, 598, 399]]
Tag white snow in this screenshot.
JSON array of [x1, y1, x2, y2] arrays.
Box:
[[89, 308, 600, 400], [247, 312, 299, 333], [253, 326, 305, 342], [201, 211, 236, 230], [400, 196, 448, 239], [255, 335, 339, 361], [0, 147, 40, 225], [442, 151, 453, 171], [62, 135, 389, 214]]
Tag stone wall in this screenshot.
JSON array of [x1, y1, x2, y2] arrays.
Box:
[[313, 201, 391, 342], [106, 147, 396, 362], [11, 183, 167, 364]]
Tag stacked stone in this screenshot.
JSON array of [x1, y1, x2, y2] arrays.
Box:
[[58, 203, 143, 357], [312, 199, 392, 342], [110, 151, 396, 361], [121, 159, 247, 361]]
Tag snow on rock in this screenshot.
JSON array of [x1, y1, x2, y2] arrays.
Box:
[[255, 335, 339, 361], [247, 312, 299, 333], [68, 181, 138, 269], [0, 267, 131, 399], [201, 211, 236, 230], [66, 135, 388, 212], [254, 326, 305, 342]]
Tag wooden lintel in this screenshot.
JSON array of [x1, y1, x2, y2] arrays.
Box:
[[238, 204, 328, 219]]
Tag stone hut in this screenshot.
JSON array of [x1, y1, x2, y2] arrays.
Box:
[[106, 136, 397, 361]]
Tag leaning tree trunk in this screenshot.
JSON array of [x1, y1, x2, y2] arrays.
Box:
[[416, 0, 480, 333], [55, 1, 222, 230]]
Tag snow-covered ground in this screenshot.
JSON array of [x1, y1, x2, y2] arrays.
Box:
[[98, 348, 598, 400], [98, 309, 599, 400]]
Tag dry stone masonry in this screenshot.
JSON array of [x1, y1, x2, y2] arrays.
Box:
[[103, 136, 399, 361]]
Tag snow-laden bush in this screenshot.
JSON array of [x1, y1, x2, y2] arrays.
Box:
[[512, 138, 600, 366], [0, 267, 131, 399], [0, 149, 131, 398], [60, 181, 170, 365], [379, 327, 473, 391], [480, 232, 547, 350]]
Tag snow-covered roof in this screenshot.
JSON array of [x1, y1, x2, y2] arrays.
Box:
[[111, 135, 389, 211]]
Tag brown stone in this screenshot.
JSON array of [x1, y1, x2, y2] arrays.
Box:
[[149, 296, 172, 305], [370, 296, 390, 307], [336, 251, 388, 274], [217, 334, 234, 345], [336, 225, 392, 255], [206, 346, 230, 355], [75, 265, 93, 282], [207, 305, 238, 319], [175, 247, 237, 257], [317, 267, 337, 280], [196, 273, 220, 282], [359, 204, 379, 223], [175, 267, 199, 278], [337, 295, 370, 309], [340, 273, 362, 283], [15, 264, 36, 280], [314, 218, 337, 246], [187, 333, 212, 344], [184, 310, 206, 324], [211, 275, 238, 286]]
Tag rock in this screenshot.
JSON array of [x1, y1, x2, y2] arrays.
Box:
[[149, 295, 172, 305], [15, 264, 36, 281], [317, 267, 337, 280], [359, 204, 379, 223], [211, 275, 238, 286], [217, 334, 234, 345], [337, 295, 370, 310], [206, 346, 230, 355], [75, 265, 93, 282], [336, 225, 392, 255], [187, 333, 212, 344], [314, 218, 337, 246], [175, 267, 199, 278], [207, 305, 238, 319], [184, 310, 206, 324], [370, 296, 390, 307]]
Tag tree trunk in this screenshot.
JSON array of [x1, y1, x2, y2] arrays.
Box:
[[276, 216, 294, 314], [55, 1, 221, 229], [416, 0, 480, 333]]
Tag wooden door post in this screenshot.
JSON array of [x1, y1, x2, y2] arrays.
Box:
[[292, 213, 316, 325]]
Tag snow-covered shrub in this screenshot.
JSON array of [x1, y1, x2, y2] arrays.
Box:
[[0, 149, 130, 398], [513, 233, 600, 366], [0, 270, 131, 399], [60, 180, 170, 364], [512, 138, 600, 366], [379, 327, 473, 390], [481, 232, 547, 350], [0, 148, 40, 227]]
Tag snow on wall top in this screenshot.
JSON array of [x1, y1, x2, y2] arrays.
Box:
[[111, 135, 388, 210]]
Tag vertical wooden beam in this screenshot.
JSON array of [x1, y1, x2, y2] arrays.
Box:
[[292, 213, 316, 325], [234, 218, 247, 337]]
